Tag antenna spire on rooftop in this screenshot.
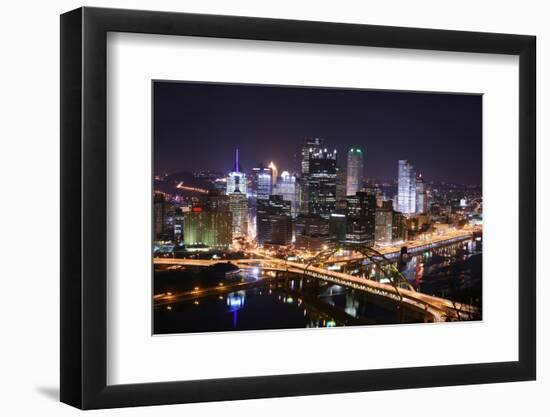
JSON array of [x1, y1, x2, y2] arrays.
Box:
[[234, 148, 240, 172]]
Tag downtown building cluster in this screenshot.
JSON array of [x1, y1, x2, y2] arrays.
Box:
[[154, 137, 482, 253]]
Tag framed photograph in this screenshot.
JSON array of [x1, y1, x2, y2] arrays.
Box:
[[60, 7, 536, 409]]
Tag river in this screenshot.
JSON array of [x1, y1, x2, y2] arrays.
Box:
[[153, 237, 482, 334]]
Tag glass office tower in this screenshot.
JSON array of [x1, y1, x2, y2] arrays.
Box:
[[346, 148, 364, 196], [397, 160, 416, 214]]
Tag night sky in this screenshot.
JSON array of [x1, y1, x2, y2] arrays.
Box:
[[153, 81, 482, 185]]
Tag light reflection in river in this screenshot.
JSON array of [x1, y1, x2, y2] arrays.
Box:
[[154, 238, 482, 334]]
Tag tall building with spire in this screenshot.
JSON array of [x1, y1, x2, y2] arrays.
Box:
[[226, 149, 249, 239], [226, 149, 247, 195], [346, 148, 364, 196], [397, 160, 416, 214]]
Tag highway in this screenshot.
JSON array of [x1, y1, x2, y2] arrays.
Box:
[[287, 226, 480, 265]]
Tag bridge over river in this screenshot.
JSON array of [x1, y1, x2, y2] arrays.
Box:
[[154, 254, 479, 323]]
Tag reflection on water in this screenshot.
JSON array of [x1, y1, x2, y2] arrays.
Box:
[[357, 238, 482, 305], [154, 238, 482, 334], [154, 276, 422, 334], [401, 239, 482, 305], [227, 291, 245, 328], [154, 284, 346, 334]]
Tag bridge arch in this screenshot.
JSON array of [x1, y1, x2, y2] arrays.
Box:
[[303, 244, 415, 293]]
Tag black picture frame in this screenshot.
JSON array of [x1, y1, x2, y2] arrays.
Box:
[[60, 6, 536, 410]]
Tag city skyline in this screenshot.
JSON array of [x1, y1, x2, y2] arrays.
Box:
[[153, 80, 483, 334], [154, 81, 482, 185]]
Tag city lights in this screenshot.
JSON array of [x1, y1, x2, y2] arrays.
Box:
[[153, 81, 482, 334]]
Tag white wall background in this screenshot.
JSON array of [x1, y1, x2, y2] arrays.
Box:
[[0, 0, 546, 415]]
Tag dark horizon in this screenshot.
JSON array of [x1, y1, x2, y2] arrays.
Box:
[[153, 81, 482, 185]]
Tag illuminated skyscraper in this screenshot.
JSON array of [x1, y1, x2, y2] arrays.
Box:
[[300, 137, 324, 175], [415, 174, 427, 213], [397, 160, 416, 214], [346, 148, 364, 196], [344, 189, 377, 246], [229, 191, 248, 238], [415, 174, 426, 213], [183, 208, 232, 248], [273, 171, 299, 218], [307, 148, 337, 219], [294, 215, 331, 251], [226, 149, 247, 195], [251, 165, 272, 200], [375, 200, 393, 245], [183, 192, 232, 248], [256, 195, 292, 246], [299, 137, 324, 214], [335, 165, 347, 206], [392, 210, 407, 243]]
